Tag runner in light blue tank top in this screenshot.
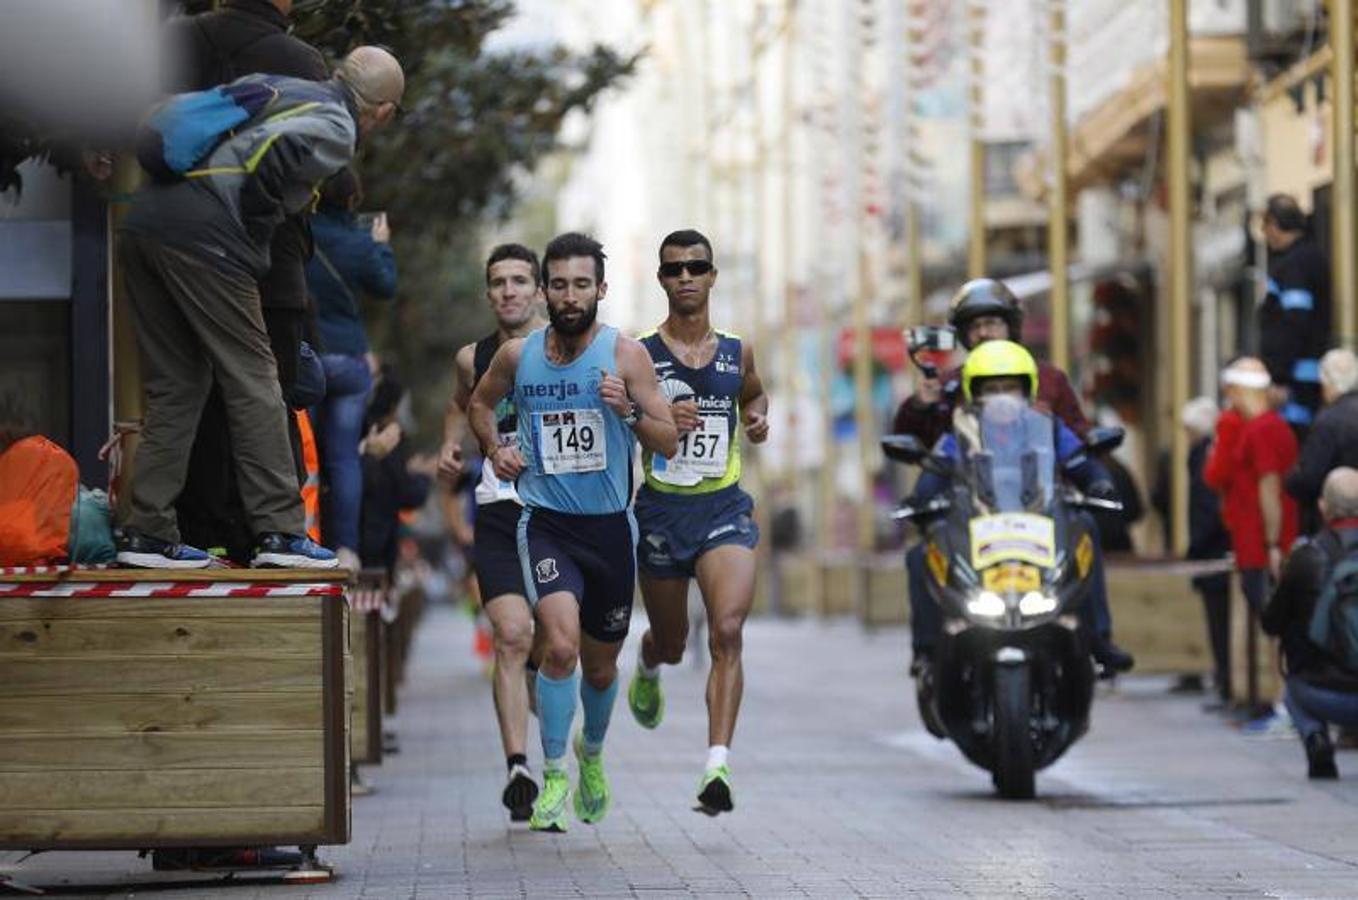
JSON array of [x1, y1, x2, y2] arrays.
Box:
[[466, 233, 677, 834], [514, 325, 635, 515]]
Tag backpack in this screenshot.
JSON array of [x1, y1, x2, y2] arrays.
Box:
[[1308, 544, 1358, 672], [0, 436, 79, 566], [136, 80, 279, 182]]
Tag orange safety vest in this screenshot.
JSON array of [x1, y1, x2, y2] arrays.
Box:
[[295, 410, 322, 543]]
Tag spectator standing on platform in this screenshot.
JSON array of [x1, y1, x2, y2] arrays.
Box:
[[305, 168, 398, 571], [1263, 467, 1358, 779], [1286, 349, 1358, 525], [166, 0, 331, 562], [1259, 194, 1331, 434], [116, 48, 405, 569]]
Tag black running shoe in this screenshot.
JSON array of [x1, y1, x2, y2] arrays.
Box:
[[116, 529, 211, 569], [503, 763, 539, 821]]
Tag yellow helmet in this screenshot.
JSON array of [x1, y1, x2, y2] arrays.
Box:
[[960, 340, 1039, 404]]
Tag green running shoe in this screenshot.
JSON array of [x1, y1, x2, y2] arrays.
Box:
[[529, 769, 570, 833], [628, 670, 664, 730], [573, 733, 612, 824], [696, 765, 734, 816]]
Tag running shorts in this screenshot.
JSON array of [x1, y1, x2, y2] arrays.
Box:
[[472, 499, 529, 604], [516, 506, 638, 643], [634, 484, 759, 579]]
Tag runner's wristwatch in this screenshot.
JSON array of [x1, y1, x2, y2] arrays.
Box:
[[622, 402, 643, 427]]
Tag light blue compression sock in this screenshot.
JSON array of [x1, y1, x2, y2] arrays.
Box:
[[579, 675, 620, 756], [537, 670, 579, 767]]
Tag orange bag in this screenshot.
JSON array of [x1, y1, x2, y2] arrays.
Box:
[[0, 436, 79, 565]]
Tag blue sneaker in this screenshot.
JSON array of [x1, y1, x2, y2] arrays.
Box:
[[116, 529, 212, 569], [251, 533, 339, 569]]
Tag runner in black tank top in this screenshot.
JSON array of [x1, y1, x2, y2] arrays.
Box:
[[439, 244, 545, 821]]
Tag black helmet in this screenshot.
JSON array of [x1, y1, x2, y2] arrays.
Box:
[[947, 278, 1023, 349]]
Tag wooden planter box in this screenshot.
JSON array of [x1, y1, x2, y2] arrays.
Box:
[[349, 572, 386, 767], [0, 568, 351, 851]]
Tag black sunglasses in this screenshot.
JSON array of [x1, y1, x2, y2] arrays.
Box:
[[658, 259, 714, 278]]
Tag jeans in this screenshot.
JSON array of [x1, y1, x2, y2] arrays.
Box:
[[1283, 675, 1358, 740], [315, 353, 372, 551], [907, 543, 939, 655]]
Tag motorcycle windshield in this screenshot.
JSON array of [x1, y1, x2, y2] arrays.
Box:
[[975, 395, 1055, 513]]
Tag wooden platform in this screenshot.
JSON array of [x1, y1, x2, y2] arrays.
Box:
[[0, 571, 351, 850]]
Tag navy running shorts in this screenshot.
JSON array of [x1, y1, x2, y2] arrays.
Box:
[[472, 499, 529, 605], [634, 484, 759, 579], [516, 506, 637, 643]]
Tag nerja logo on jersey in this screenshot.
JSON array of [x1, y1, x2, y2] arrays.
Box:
[[519, 378, 582, 400]]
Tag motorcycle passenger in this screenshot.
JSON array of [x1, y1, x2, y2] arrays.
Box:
[[896, 292, 1134, 675]]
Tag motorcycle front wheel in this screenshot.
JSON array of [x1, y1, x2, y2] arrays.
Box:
[[992, 663, 1036, 799]]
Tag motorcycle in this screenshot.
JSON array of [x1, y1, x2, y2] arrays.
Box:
[[882, 395, 1123, 799]]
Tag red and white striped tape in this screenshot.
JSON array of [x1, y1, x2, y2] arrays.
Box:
[[0, 581, 345, 599]]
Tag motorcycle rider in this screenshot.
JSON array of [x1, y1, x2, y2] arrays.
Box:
[[895, 279, 1134, 676], [911, 340, 1111, 499]]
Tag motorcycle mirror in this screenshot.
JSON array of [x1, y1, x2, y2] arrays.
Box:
[[881, 434, 929, 465], [1084, 426, 1125, 455]]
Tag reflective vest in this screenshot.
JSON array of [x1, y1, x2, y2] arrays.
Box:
[[295, 410, 321, 543]]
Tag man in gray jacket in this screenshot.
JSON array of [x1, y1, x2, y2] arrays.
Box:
[[117, 46, 404, 570]]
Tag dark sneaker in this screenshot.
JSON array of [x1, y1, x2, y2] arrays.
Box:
[[503, 763, 539, 821], [252, 533, 339, 569], [1306, 732, 1339, 780], [116, 530, 211, 569]]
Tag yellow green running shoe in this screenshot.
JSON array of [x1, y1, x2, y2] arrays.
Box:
[[528, 768, 570, 833], [628, 670, 664, 730], [573, 733, 612, 824], [696, 765, 733, 816]]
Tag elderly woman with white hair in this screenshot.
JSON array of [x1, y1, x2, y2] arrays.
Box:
[[1286, 348, 1358, 518], [1263, 467, 1358, 779]]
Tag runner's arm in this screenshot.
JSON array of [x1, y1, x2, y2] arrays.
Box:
[[437, 344, 477, 483], [469, 339, 526, 479], [740, 341, 769, 443], [617, 336, 678, 458]]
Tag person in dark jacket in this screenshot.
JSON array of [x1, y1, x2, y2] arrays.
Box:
[[1176, 397, 1234, 703], [1263, 467, 1358, 779], [305, 168, 398, 569], [169, 0, 330, 564], [1259, 194, 1331, 433], [358, 371, 434, 573], [1286, 349, 1358, 528]]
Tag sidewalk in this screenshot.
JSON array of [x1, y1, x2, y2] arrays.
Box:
[[6, 601, 1358, 898]]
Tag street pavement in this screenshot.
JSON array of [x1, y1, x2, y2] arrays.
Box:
[[8, 600, 1358, 898]]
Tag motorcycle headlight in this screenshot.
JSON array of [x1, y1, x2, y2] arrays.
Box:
[[1018, 591, 1058, 616], [965, 591, 1006, 618]]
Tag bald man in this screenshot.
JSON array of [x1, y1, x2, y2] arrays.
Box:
[[1264, 467, 1358, 779], [117, 47, 405, 570], [1204, 357, 1300, 617]]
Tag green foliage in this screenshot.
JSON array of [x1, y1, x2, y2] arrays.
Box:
[[292, 0, 639, 442]]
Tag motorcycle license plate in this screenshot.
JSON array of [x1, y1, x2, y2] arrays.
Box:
[[981, 563, 1041, 593], [969, 513, 1055, 570]]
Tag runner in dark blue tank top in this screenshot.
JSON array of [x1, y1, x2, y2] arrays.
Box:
[[469, 233, 677, 834], [439, 243, 545, 822], [626, 229, 770, 816]]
